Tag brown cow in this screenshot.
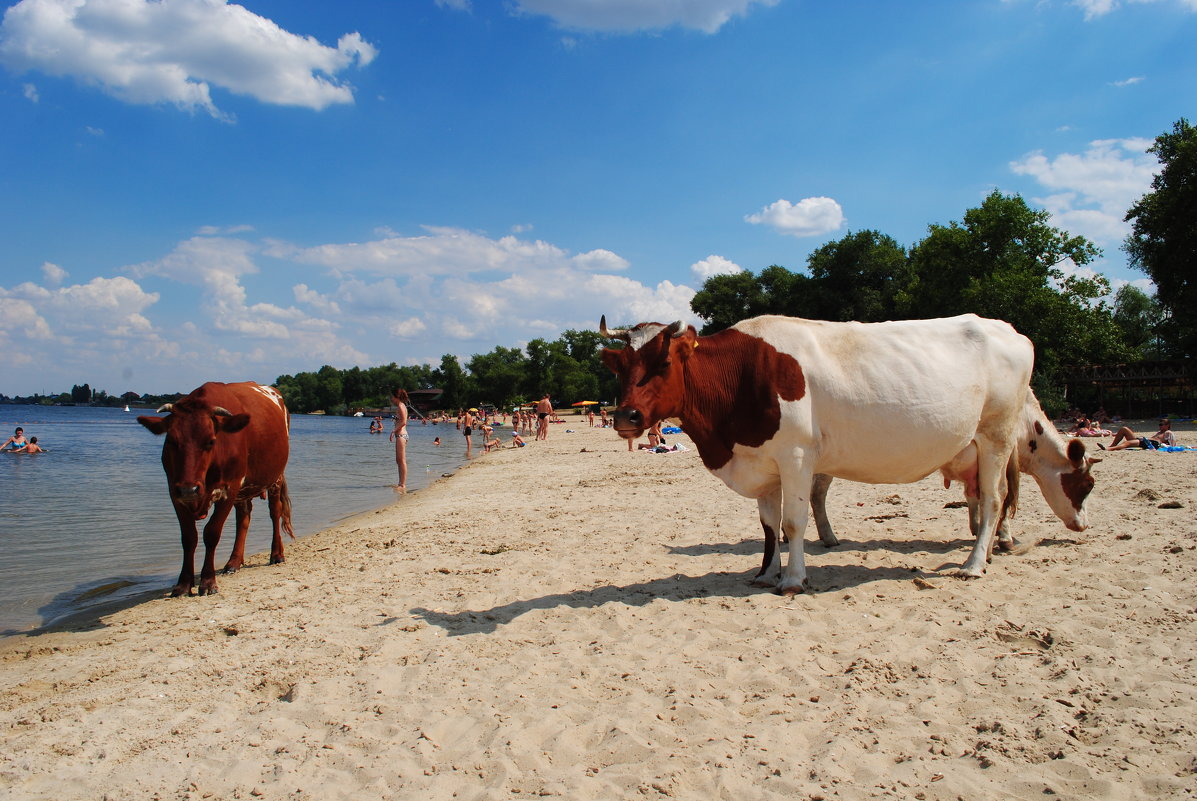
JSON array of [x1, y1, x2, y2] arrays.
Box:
[[138, 381, 293, 596]]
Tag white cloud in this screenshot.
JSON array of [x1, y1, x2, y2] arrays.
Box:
[[450, 0, 780, 33], [1009, 137, 1158, 245], [745, 196, 846, 238], [390, 316, 428, 338], [1110, 76, 1144, 87], [41, 261, 67, 285], [1072, 0, 1197, 19], [691, 254, 743, 281], [21, 81, 36, 102], [0, 0, 377, 118]]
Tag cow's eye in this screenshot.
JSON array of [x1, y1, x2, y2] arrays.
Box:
[[205, 438, 216, 450]]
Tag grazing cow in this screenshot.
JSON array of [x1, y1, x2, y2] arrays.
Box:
[[138, 382, 293, 596], [807, 388, 1099, 552], [600, 314, 1034, 594]]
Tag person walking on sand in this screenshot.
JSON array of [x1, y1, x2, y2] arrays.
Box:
[[389, 388, 410, 492], [536, 394, 553, 441]]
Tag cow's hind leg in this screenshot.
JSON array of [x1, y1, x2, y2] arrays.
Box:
[[267, 477, 294, 565], [753, 490, 783, 588], [223, 499, 253, 574], [809, 473, 839, 547]]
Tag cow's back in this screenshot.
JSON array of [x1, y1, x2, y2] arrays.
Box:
[[194, 381, 290, 495], [736, 314, 1033, 484]]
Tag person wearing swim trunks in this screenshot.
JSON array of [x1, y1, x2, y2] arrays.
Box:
[[463, 407, 476, 457], [1101, 418, 1176, 451], [389, 388, 410, 491], [536, 394, 552, 441]]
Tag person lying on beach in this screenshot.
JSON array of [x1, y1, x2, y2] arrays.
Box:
[[1100, 419, 1176, 450]]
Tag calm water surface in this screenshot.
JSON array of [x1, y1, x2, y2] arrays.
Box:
[[0, 405, 468, 634]]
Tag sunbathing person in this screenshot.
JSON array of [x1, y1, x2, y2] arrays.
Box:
[[1101, 419, 1176, 450]]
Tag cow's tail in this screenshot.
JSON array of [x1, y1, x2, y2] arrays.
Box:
[[1001, 448, 1019, 522], [278, 476, 295, 539]]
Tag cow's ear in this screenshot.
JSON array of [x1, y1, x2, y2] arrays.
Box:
[[1066, 437, 1087, 467], [600, 347, 624, 374], [137, 415, 171, 436], [674, 327, 699, 361], [216, 413, 251, 434]]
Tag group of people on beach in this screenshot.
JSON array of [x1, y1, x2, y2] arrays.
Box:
[[384, 390, 556, 492], [2, 427, 45, 454]]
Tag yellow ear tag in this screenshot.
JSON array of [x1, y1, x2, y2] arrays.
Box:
[[692, 341, 699, 350]]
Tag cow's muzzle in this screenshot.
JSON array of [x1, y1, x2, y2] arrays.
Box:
[[612, 408, 645, 439], [174, 483, 202, 501]]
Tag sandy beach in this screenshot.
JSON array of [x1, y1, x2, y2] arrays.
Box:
[[2, 419, 1195, 800]]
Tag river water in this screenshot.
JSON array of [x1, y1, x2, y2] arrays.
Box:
[[0, 405, 468, 635]]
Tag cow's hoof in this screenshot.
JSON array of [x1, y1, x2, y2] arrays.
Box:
[[170, 584, 192, 598], [198, 583, 219, 596], [954, 567, 984, 579], [996, 537, 1016, 552], [750, 576, 776, 589], [269, 555, 285, 565], [777, 579, 809, 596], [222, 563, 242, 575]]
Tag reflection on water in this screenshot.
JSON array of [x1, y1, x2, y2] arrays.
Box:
[[0, 406, 467, 634]]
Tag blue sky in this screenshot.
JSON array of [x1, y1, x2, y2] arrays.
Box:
[[1, 0, 1192, 396]]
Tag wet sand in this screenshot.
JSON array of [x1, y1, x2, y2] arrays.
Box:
[[2, 421, 1195, 800]]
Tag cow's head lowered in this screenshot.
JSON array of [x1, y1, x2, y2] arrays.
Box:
[[1033, 434, 1099, 533], [137, 397, 250, 516], [600, 316, 697, 439]]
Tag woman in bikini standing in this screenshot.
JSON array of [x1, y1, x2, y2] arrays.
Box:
[[389, 388, 410, 492]]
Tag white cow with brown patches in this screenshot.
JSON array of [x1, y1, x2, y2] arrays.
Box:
[[807, 389, 1099, 553]]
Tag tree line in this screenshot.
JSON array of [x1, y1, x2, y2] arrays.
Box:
[[273, 330, 619, 415]]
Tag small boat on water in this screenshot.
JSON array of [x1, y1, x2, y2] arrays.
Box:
[[123, 405, 130, 412]]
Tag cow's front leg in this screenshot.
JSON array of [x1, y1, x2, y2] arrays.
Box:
[[809, 473, 839, 547], [223, 499, 252, 574], [171, 505, 199, 597], [778, 466, 815, 595], [958, 443, 1010, 577], [199, 498, 235, 595], [753, 490, 783, 587]]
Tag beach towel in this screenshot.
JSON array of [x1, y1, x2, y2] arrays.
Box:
[[1160, 445, 1197, 452], [661, 426, 683, 434]]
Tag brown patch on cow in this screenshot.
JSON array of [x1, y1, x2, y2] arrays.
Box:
[[1066, 437, 1086, 466], [1060, 468, 1095, 512], [681, 328, 806, 471], [1028, 438, 1037, 453], [1034, 420, 1045, 436]]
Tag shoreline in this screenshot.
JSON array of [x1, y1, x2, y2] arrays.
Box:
[[3, 423, 1196, 800]]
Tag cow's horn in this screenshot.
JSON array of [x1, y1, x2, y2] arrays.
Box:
[[668, 320, 686, 337], [213, 406, 233, 417], [599, 315, 629, 341], [155, 403, 174, 414]]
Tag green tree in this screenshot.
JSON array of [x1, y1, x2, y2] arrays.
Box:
[[1112, 284, 1165, 359], [432, 354, 469, 410], [805, 230, 911, 322], [1124, 118, 1197, 358], [468, 346, 527, 409]]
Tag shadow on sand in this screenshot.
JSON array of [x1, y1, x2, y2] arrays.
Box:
[[413, 536, 983, 636]]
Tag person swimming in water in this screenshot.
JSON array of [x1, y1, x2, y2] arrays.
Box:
[[15, 436, 45, 453], [2, 427, 28, 451]]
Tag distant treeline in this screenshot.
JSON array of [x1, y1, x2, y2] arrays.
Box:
[[0, 384, 182, 409], [273, 329, 617, 415]]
